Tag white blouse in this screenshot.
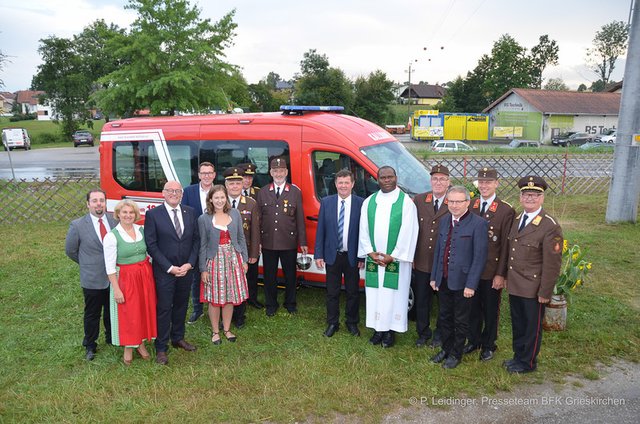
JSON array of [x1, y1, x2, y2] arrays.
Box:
[[212, 215, 232, 231], [103, 223, 144, 275]]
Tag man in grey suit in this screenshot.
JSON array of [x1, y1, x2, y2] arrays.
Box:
[[65, 189, 117, 361]]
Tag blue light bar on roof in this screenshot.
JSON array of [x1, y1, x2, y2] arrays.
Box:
[[280, 105, 344, 115]]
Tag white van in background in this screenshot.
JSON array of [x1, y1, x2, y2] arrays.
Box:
[[2, 128, 32, 151], [599, 130, 617, 143]]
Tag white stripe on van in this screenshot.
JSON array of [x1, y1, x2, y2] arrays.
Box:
[[100, 129, 178, 181]]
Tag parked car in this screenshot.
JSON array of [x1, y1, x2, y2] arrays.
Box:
[[580, 142, 615, 151], [431, 140, 475, 152], [551, 132, 594, 147], [504, 139, 540, 148], [598, 130, 617, 143], [2, 128, 31, 151], [72, 130, 95, 147]]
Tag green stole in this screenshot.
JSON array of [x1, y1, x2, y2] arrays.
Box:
[[365, 190, 405, 290]]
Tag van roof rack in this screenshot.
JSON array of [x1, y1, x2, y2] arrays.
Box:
[[280, 105, 344, 115]]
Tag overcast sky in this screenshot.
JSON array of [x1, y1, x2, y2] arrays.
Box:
[[0, 0, 632, 93]]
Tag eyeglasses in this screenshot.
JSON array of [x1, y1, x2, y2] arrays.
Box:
[[163, 189, 183, 195], [521, 192, 543, 199], [447, 199, 469, 205], [432, 177, 449, 183], [199, 172, 215, 176]]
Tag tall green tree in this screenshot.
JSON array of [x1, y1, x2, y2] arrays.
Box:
[[586, 20, 629, 85], [438, 77, 466, 112], [32, 37, 91, 137], [530, 35, 559, 88], [481, 34, 533, 106], [294, 49, 353, 109], [352, 70, 394, 125], [544, 77, 569, 91], [94, 0, 238, 116]]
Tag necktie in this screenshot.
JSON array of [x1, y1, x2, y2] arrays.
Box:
[[434, 199, 439, 213], [337, 199, 345, 250], [480, 201, 487, 215], [98, 217, 107, 241], [518, 214, 528, 232], [453, 219, 459, 228], [244, 190, 249, 197], [232, 199, 237, 209], [276, 187, 281, 198], [173, 209, 183, 238]]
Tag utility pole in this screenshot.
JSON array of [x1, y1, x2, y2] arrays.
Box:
[[606, 0, 640, 223], [406, 60, 417, 121]]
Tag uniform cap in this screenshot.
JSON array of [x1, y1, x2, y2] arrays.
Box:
[[518, 175, 548, 192], [223, 167, 244, 180], [239, 163, 256, 175], [477, 167, 498, 181], [430, 164, 449, 176], [270, 157, 287, 170]]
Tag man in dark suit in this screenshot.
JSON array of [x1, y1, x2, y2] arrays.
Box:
[[257, 157, 307, 316], [413, 164, 450, 348], [465, 167, 515, 361], [65, 189, 117, 361], [430, 186, 488, 369], [505, 176, 563, 374], [314, 169, 364, 337], [225, 166, 261, 328], [239, 162, 261, 200], [181, 162, 215, 324], [145, 180, 200, 365]]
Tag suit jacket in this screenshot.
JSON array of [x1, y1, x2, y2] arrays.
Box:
[[198, 209, 248, 272], [181, 183, 205, 217], [431, 211, 488, 291], [144, 204, 200, 283], [413, 192, 449, 273], [235, 195, 260, 259], [257, 183, 307, 250], [314, 194, 364, 267], [471, 197, 515, 280], [65, 213, 117, 289], [243, 186, 260, 200], [507, 209, 563, 299]]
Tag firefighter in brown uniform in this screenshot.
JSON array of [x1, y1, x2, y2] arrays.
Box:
[[505, 175, 563, 374], [413, 164, 450, 348], [224, 167, 261, 328], [464, 167, 515, 361], [257, 157, 308, 316], [239, 163, 260, 200]]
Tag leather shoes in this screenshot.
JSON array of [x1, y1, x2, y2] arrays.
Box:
[[415, 336, 428, 348], [156, 351, 168, 365], [324, 324, 339, 337], [248, 299, 264, 309], [507, 362, 536, 374], [443, 356, 461, 369], [381, 331, 395, 348], [346, 323, 360, 336], [85, 348, 96, 361], [480, 349, 495, 361], [266, 309, 277, 317], [171, 339, 197, 352], [234, 320, 246, 329], [369, 331, 383, 345], [502, 358, 517, 368], [287, 308, 298, 315], [429, 337, 442, 348], [463, 343, 479, 355], [431, 350, 448, 363], [187, 311, 202, 324]]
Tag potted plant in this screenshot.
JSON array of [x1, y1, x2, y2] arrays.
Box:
[[543, 240, 592, 331]]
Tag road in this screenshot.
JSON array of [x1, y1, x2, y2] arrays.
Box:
[[0, 145, 99, 179]]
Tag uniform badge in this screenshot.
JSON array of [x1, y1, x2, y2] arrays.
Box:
[[553, 241, 561, 253], [426, 193, 432, 203], [488, 230, 494, 238], [489, 201, 498, 212], [532, 215, 542, 226], [283, 199, 289, 213], [473, 199, 480, 209], [243, 222, 249, 230], [493, 236, 498, 242]]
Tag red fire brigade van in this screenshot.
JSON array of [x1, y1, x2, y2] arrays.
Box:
[[99, 106, 432, 284]]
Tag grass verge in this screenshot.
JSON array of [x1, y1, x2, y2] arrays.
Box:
[[0, 194, 638, 422]]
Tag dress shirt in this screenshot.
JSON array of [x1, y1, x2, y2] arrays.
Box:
[[480, 194, 496, 213], [199, 183, 210, 213], [229, 196, 241, 208], [337, 195, 352, 252], [434, 194, 446, 210], [90, 213, 111, 243], [103, 223, 144, 275], [165, 203, 184, 232], [274, 182, 286, 195], [520, 206, 541, 230]]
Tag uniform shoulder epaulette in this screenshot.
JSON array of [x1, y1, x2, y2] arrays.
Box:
[[545, 215, 557, 225], [502, 200, 512, 208]]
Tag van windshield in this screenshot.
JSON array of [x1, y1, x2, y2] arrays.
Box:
[[360, 142, 431, 196]]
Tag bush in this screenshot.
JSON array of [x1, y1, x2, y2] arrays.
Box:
[[8, 113, 37, 122], [31, 132, 64, 145]]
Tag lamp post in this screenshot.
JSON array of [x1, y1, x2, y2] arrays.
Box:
[[406, 60, 417, 122]]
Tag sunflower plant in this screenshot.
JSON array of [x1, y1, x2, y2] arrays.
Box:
[[554, 240, 592, 300]]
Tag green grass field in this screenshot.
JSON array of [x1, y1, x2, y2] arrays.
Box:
[[0, 117, 104, 149], [0, 194, 638, 422]]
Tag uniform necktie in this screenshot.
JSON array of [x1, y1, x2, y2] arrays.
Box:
[[518, 214, 528, 232], [276, 187, 281, 198], [232, 199, 237, 209], [173, 208, 183, 238], [244, 189, 249, 197], [337, 199, 345, 250], [480, 201, 487, 215], [98, 217, 107, 241], [434, 199, 439, 213]]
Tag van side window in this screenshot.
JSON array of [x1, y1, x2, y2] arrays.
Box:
[[312, 151, 377, 199]]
